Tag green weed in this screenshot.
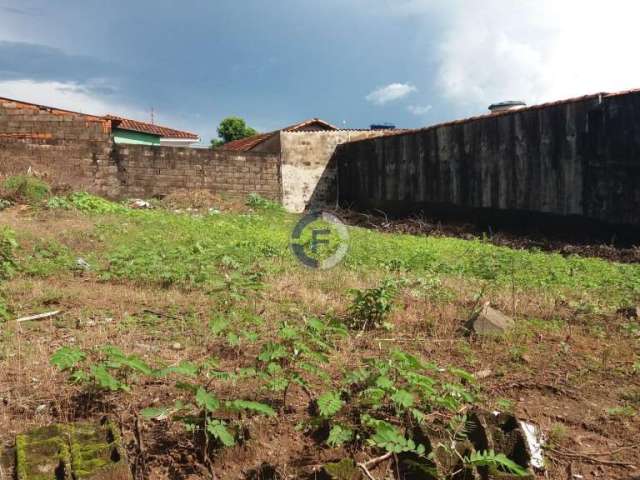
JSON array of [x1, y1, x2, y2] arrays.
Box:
[[67, 192, 127, 214], [464, 449, 529, 476], [0, 227, 17, 280], [246, 193, 282, 211], [0, 294, 10, 322], [348, 279, 398, 330], [1, 175, 50, 204], [311, 349, 477, 452], [20, 239, 73, 277]]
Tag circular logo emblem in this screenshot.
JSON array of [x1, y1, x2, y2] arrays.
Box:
[[290, 211, 349, 269]]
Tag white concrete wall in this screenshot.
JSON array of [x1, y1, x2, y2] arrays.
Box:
[[280, 130, 386, 212]]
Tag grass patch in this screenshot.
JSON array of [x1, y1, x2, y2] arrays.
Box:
[[76, 208, 640, 310], [2, 195, 640, 478], [1, 175, 50, 204]]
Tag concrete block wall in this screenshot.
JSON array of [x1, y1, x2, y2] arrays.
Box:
[[0, 98, 281, 201], [280, 130, 386, 212], [335, 90, 640, 227], [0, 99, 119, 195], [113, 145, 281, 200]]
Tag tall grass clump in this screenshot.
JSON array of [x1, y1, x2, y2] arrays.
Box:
[[1, 175, 50, 204]]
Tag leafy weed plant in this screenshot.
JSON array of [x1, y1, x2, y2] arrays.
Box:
[[348, 279, 398, 330]]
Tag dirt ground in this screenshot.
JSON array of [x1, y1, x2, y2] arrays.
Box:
[[1, 207, 639, 479]]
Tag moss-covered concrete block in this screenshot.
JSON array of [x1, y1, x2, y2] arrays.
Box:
[[1, 445, 16, 480], [12, 419, 130, 480]]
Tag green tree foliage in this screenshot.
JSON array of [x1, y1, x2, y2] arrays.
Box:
[[211, 116, 258, 147]]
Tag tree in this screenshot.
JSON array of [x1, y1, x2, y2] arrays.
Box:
[[211, 117, 257, 148]]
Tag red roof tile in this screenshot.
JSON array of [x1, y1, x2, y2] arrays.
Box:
[[105, 115, 199, 140], [219, 133, 274, 152], [219, 118, 338, 151], [281, 118, 338, 131]]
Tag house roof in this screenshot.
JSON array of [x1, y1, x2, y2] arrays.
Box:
[[280, 118, 338, 132], [105, 115, 199, 140], [220, 118, 338, 152], [0, 96, 200, 140]]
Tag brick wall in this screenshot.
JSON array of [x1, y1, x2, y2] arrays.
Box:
[[0, 98, 281, 201], [0, 98, 119, 195], [113, 144, 281, 200]]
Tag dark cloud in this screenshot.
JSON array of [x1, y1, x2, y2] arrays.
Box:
[[0, 0, 444, 140], [0, 41, 115, 86], [0, 5, 41, 16]]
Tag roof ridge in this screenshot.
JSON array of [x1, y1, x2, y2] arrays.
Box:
[[105, 114, 199, 138]]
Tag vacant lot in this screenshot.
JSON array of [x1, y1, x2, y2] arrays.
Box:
[[0, 191, 639, 479]]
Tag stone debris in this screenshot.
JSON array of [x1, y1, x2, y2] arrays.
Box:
[[4, 418, 130, 480], [466, 303, 515, 335], [75, 258, 91, 271], [129, 199, 152, 209]]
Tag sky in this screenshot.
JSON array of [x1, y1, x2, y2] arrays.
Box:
[[1, 0, 640, 144]]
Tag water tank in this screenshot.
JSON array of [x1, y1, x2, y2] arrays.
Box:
[[370, 123, 396, 130], [488, 101, 526, 114]]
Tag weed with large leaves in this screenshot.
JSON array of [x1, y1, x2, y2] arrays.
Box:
[[256, 317, 348, 409]]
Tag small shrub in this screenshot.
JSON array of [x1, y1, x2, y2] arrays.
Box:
[[2, 175, 50, 204], [347, 279, 397, 330]]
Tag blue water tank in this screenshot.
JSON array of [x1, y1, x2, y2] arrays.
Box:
[[370, 123, 396, 130]]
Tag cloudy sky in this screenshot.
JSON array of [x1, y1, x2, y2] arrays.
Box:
[[1, 0, 639, 143]]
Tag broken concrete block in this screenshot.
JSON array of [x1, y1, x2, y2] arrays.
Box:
[[617, 305, 640, 319], [323, 459, 364, 479], [12, 419, 130, 480], [69, 420, 130, 480], [15, 425, 72, 480], [396, 409, 541, 479], [465, 410, 536, 479], [466, 304, 515, 335]]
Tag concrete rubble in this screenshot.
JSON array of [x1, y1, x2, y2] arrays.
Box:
[[323, 409, 544, 480], [466, 303, 515, 335]]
